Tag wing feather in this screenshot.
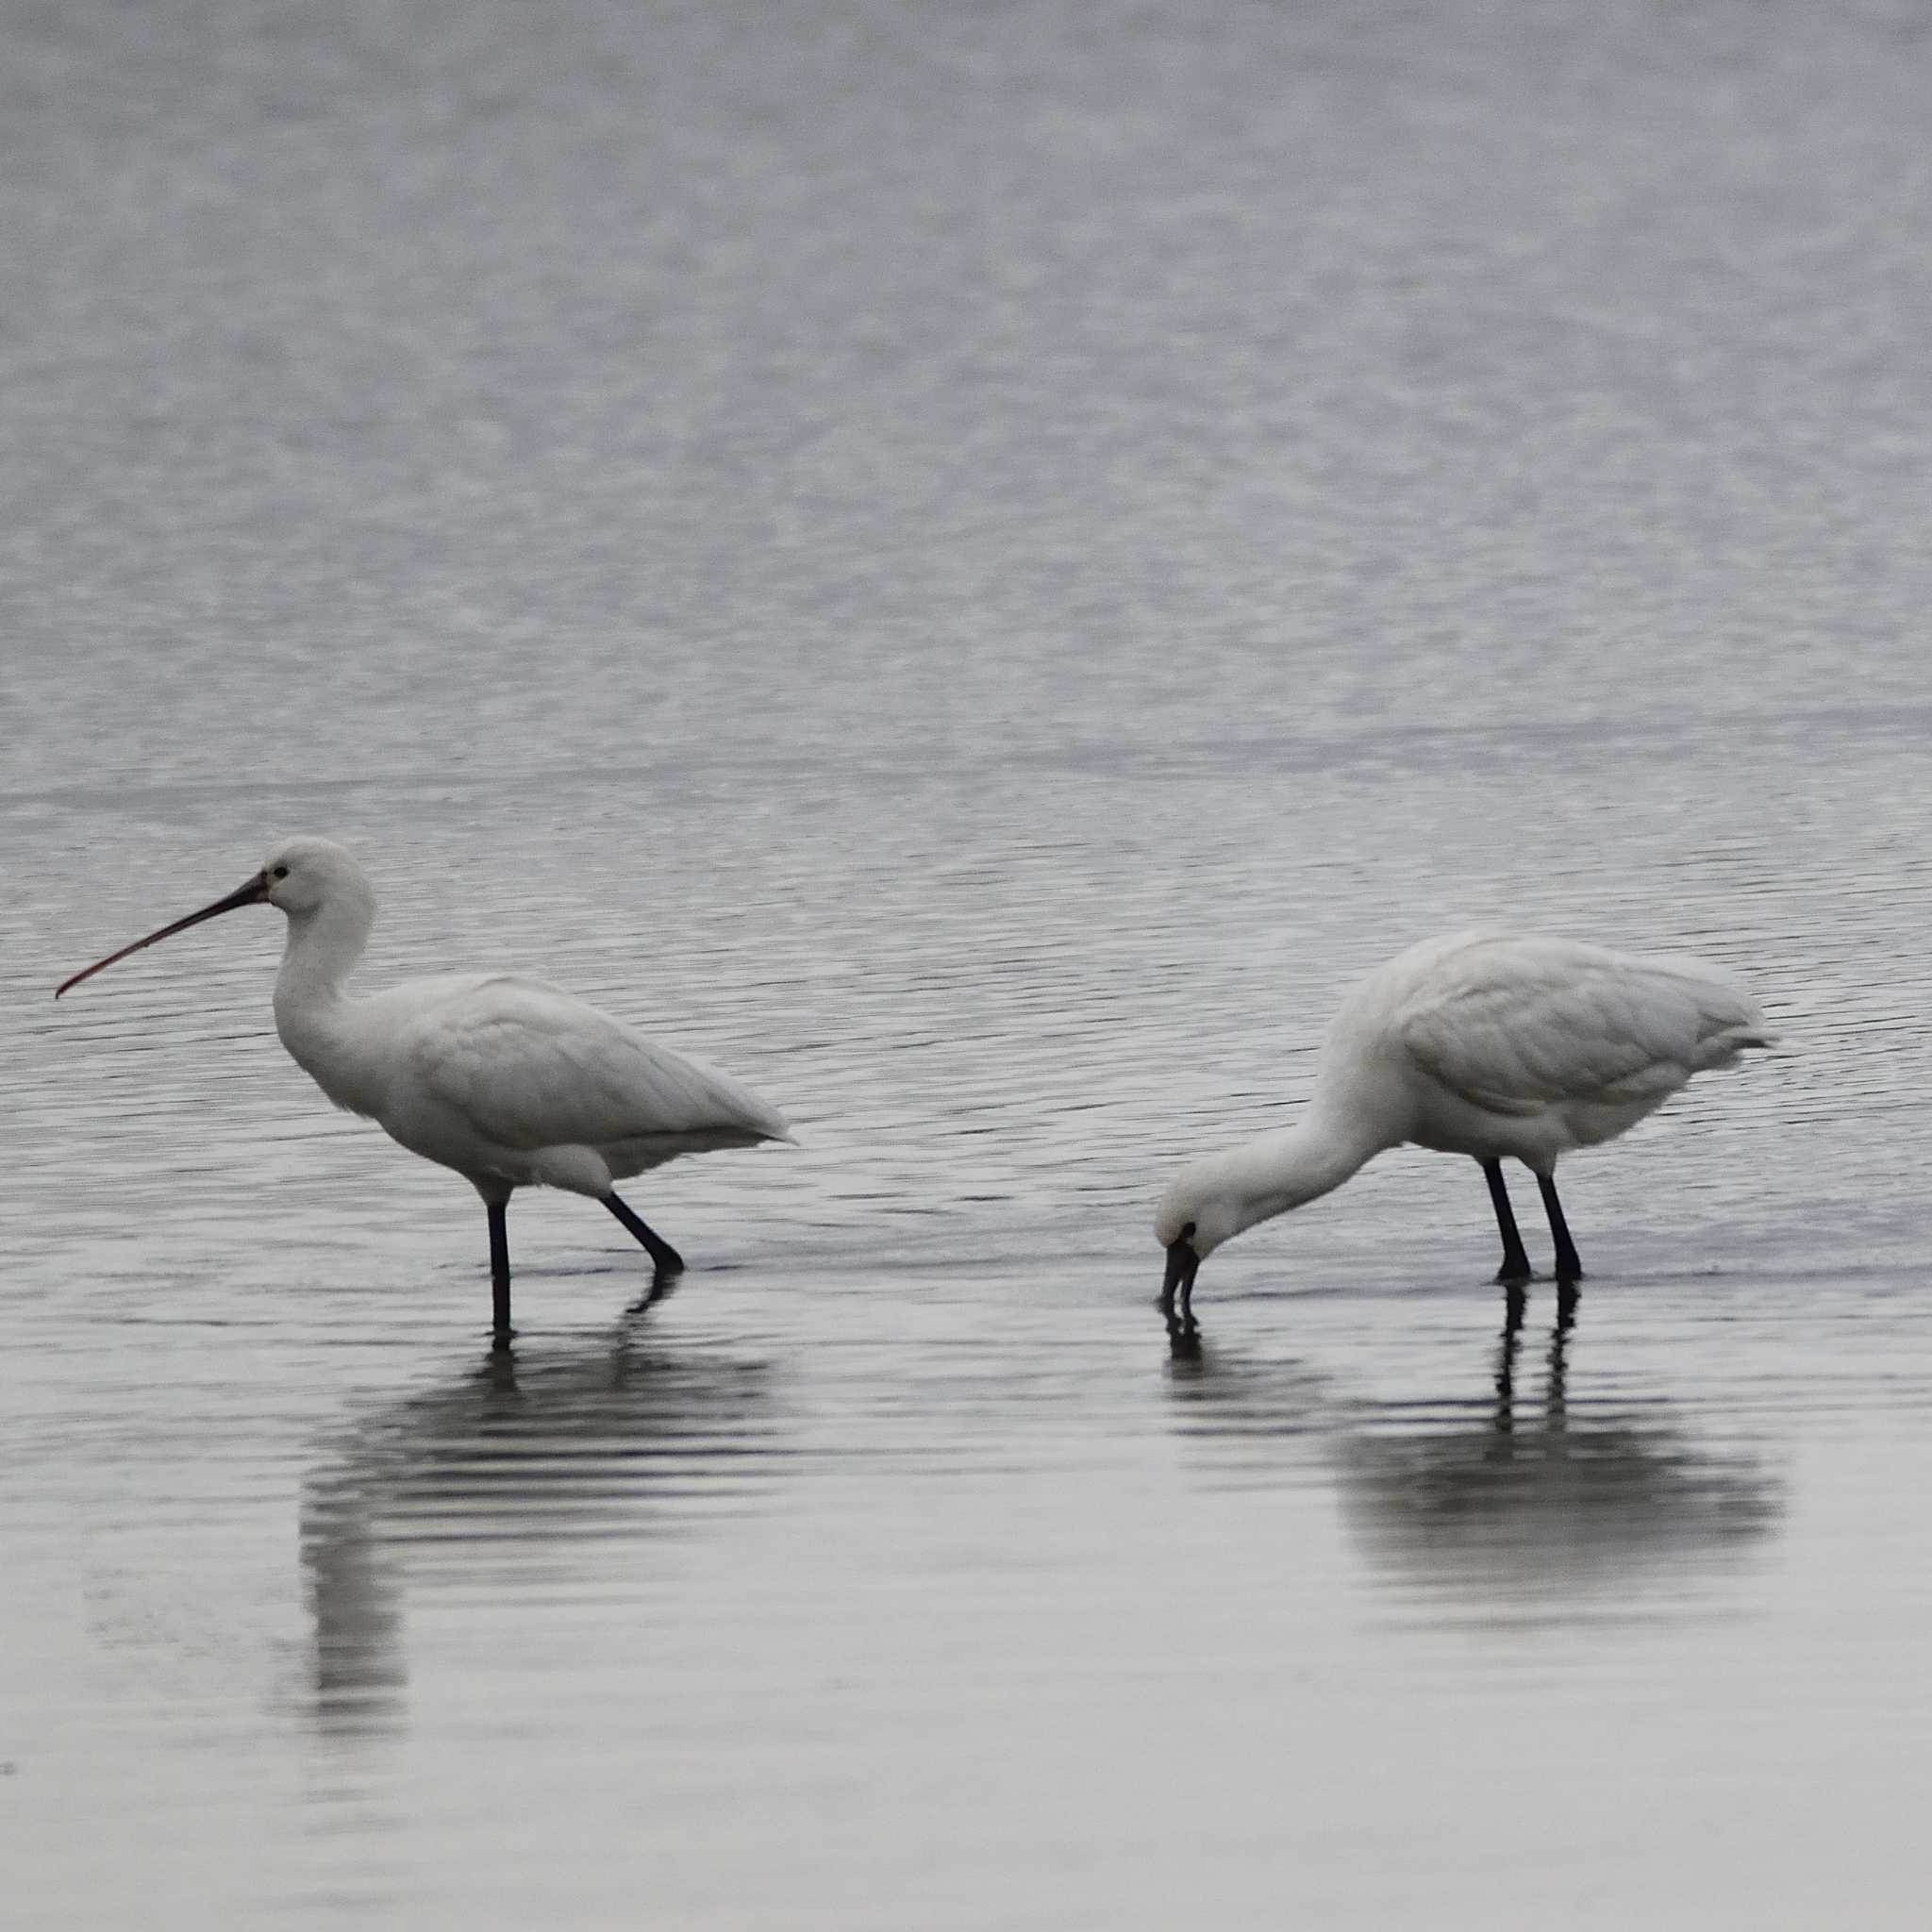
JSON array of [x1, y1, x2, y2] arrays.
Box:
[[400, 976, 790, 1152], [1395, 939, 1767, 1118]]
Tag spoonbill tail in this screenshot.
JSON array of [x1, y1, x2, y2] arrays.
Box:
[[58, 837, 792, 1341], [1155, 932, 1771, 1334]]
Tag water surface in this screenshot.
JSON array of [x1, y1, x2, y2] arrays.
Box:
[[6, 1, 1932, 1924]]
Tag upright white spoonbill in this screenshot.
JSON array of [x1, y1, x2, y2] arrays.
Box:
[[1155, 932, 1771, 1331], [57, 837, 792, 1341]]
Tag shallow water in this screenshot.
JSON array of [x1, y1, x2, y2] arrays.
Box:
[[8, 0, 1932, 1924]]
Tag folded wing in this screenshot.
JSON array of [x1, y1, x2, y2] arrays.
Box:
[[401, 975, 791, 1153], [1396, 937, 1770, 1119]]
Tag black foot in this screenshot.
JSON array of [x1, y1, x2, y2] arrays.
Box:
[[1493, 1258, 1533, 1288], [1556, 1278, 1581, 1331], [604, 1192, 686, 1278]]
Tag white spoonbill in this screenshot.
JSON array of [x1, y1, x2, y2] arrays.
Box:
[[1155, 932, 1771, 1331], [57, 837, 792, 1341]]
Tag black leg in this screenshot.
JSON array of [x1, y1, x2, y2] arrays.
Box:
[[487, 1199, 512, 1345], [1483, 1159, 1533, 1286], [604, 1191, 686, 1280], [1537, 1171, 1584, 1284]]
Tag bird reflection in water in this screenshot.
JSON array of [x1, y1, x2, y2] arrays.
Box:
[[1166, 1256, 1574, 1358], [1165, 1300, 1204, 1359], [1163, 1325, 1339, 1482], [301, 1321, 785, 1737], [1337, 1325, 1784, 1617]]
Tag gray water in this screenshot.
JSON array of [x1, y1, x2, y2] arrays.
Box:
[[7, 1, 1932, 1924]]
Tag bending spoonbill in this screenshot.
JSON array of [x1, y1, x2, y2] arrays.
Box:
[[1155, 932, 1771, 1332], [57, 837, 791, 1341]]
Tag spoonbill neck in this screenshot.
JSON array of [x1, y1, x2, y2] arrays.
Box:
[[272, 887, 375, 1020], [269, 882, 386, 1117], [1212, 1105, 1387, 1234]]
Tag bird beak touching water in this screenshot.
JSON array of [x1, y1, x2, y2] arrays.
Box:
[[1161, 1236, 1200, 1312], [56, 872, 271, 997]]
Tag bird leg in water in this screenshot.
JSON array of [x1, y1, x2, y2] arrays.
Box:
[[604, 1192, 686, 1283], [487, 1200, 512, 1343], [1536, 1171, 1584, 1284], [1482, 1159, 1533, 1287]]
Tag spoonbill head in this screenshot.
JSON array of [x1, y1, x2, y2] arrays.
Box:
[[58, 837, 793, 1344], [56, 836, 373, 999], [1154, 931, 1772, 1338], [1153, 1156, 1251, 1307]]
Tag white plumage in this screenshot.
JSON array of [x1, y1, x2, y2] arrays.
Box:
[[58, 837, 791, 1340], [1155, 931, 1771, 1330], [384, 973, 791, 1184]]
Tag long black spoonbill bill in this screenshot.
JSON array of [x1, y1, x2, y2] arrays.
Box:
[[1155, 931, 1771, 1333], [57, 837, 792, 1342]]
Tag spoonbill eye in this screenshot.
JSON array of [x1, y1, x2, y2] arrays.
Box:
[[271, 865, 289, 879]]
